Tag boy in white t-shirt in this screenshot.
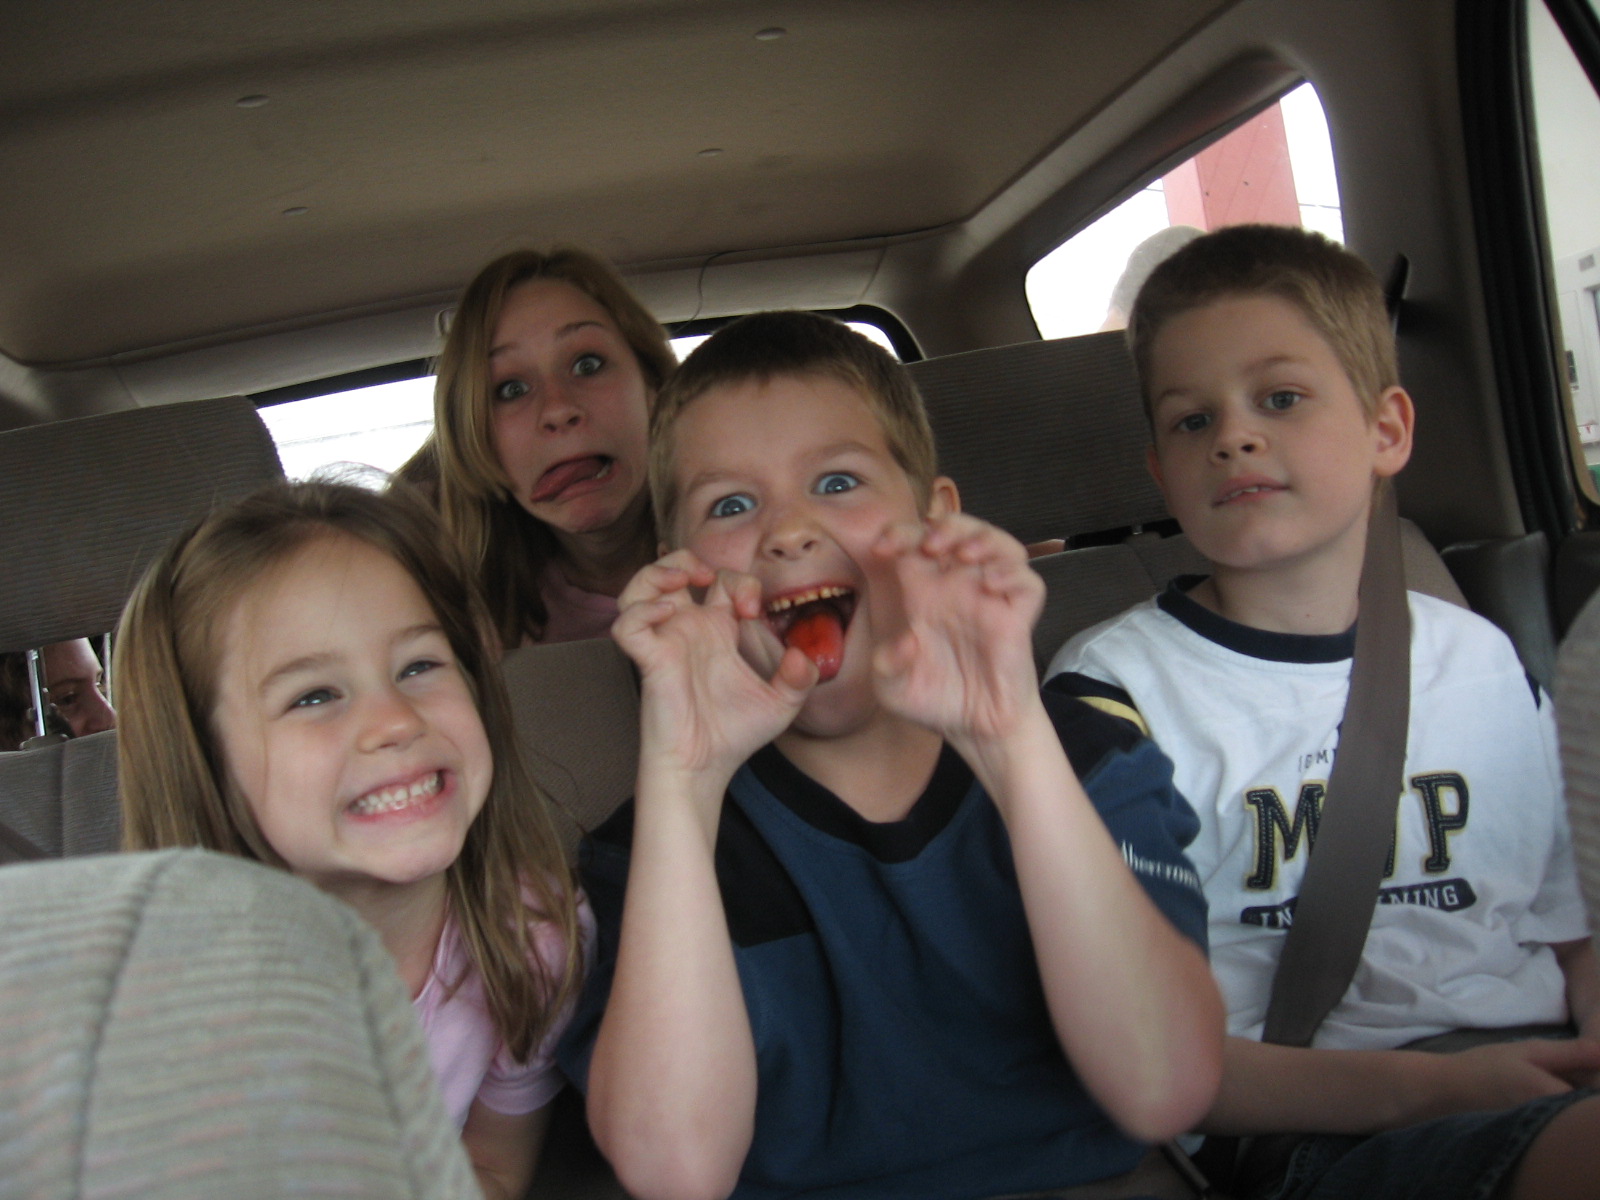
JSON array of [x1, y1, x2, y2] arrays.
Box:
[[1047, 224, 1600, 1200]]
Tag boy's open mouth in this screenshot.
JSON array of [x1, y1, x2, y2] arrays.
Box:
[[765, 585, 857, 682], [530, 455, 614, 503]]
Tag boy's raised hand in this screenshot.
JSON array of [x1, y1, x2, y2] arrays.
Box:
[[869, 513, 1044, 750], [613, 550, 817, 781]]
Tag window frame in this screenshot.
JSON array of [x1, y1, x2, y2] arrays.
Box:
[[1459, 0, 1600, 535]]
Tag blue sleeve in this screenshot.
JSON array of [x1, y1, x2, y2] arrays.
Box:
[[1039, 687, 1209, 952]]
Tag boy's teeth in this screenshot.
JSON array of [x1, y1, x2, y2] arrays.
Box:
[[766, 585, 849, 614], [350, 771, 441, 816]]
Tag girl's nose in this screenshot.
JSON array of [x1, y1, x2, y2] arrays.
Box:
[[539, 379, 586, 433], [358, 688, 426, 752]]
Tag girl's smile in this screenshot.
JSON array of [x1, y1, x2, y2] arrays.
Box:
[[210, 532, 493, 899]]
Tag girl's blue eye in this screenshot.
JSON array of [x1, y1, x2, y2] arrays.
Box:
[[710, 493, 754, 518], [1263, 390, 1300, 412], [573, 353, 604, 377], [291, 687, 337, 710], [815, 472, 858, 495], [1175, 412, 1210, 433], [494, 378, 530, 402], [400, 658, 442, 680]]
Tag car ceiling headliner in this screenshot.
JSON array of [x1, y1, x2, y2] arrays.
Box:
[[0, 0, 1233, 367]]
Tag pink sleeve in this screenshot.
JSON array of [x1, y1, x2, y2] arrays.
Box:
[[474, 891, 597, 1115]]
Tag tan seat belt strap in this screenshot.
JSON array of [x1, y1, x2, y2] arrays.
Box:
[[1260, 479, 1411, 1048]]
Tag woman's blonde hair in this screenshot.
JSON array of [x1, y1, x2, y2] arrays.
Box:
[[397, 247, 675, 646], [116, 481, 580, 1060]]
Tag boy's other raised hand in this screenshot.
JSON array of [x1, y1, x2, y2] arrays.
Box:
[[613, 550, 817, 780], [869, 513, 1044, 749]]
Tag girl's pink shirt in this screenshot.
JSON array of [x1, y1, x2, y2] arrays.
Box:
[[412, 892, 594, 1128], [536, 564, 619, 644]]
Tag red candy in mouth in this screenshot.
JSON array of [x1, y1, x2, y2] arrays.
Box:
[[783, 605, 846, 681]]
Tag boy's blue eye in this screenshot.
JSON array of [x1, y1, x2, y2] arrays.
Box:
[[815, 472, 859, 495], [710, 493, 754, 518], [1174, 412, 1210, 433], [1263, 390, 1300, 412], [494, 378, 530, 402], [572, 353, 604, 377], [291, 687, 337, 710]]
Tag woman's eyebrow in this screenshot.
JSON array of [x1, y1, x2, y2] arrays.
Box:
[[489, 319, 606, 358]]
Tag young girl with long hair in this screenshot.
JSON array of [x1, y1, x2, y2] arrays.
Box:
[[397, 247, 676, 647], [116, 481, 585, 1200]]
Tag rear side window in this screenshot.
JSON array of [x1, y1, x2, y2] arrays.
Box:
[[261, 320, 901, 482], [259, 377, 434, 482], [1525, 0, 1600, 499], [1026, 82, 1342, 339]]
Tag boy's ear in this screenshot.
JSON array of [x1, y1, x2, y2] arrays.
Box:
[[1145, 444, 1168, 496], [926, 475, 960, 520], [1371, 386, 1415, 479]]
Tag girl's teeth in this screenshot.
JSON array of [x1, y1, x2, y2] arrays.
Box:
[[350, 772, 441, 816]]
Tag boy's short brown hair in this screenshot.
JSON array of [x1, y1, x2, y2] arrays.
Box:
[[1128, 224, 1398, 418], [648, 311, 938, 538]]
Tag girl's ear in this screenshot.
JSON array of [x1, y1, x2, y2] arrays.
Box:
[[1372, 386, 1416, 478], [926, 475, 960, 520]]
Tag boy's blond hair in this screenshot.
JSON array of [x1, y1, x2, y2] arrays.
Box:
[[1128, 224, 1398, 418], [648, 311, 937, 538], [115, 481, 580, 1061]]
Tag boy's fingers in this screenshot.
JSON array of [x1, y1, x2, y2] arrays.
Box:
[[611, 597, 676, 646], [871, 631, 919, 681], [873, 521, 924, 560], [1523, 1038, 1600, 1072], [770, 645, 820, 699], [617, 553, 714, 608], [712, 569, 766, 621]]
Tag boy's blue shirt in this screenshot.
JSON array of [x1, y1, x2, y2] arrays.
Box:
[[556, 689, 1207, 1199]]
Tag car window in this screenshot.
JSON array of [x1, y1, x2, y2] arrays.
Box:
[[261, 322, 899, 481], [1526, 0, 1600, 498], [1026, 82, 1342, 339]]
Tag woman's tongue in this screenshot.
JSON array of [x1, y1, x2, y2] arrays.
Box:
[[531, 455, 610, 503], [784, 605, 846, 682]]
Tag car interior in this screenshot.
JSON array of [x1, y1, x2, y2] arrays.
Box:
[[3, 0, 1600, 1195]]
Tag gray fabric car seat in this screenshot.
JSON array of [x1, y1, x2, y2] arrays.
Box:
[[500, 637, 641, 857], [906, 332, 1466, 676], [1555, 585, 1600, 943], [0, 848, 477, 1199], [0, 397, 284, 863], [908, 331, 1165, 547]]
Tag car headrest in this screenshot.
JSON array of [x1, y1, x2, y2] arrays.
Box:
[[0, 398, 284, 652], [907, 331, 1166, 546]]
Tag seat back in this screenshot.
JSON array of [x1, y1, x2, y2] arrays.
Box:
[[1031, 520, 1466, 677], [907, 331, 1166, 546], [500, 637, 641, 855], [0, 849, 477, 1199], [1555, 586, 1600, 945], [0, 398, 284, 863], [0, 729, 118, 861], [0, 397, 284, 652]]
